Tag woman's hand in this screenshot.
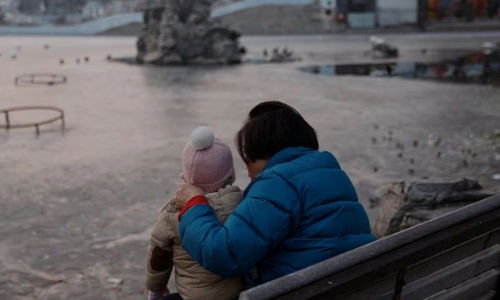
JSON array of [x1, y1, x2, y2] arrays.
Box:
[[175, 183, 204, 210]]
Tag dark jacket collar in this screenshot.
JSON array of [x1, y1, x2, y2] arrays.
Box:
[[244, 147, 313, 196], [264, 146, 314, 171]]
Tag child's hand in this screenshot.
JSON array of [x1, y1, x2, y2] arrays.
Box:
[[148, 290, 162, 300], [148, 288, 170, 300]]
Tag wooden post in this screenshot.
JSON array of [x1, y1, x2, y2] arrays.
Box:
[[4, 111, 10, 130], [392, 268, 406, 300], [61, 114, 66, 130]]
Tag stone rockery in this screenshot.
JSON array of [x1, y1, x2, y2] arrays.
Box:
[[136, 0, 245, 65]]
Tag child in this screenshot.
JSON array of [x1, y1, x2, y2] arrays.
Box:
[[146, 126, 245, 300]]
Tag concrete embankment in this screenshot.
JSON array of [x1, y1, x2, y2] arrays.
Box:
[[0, 0, 330, 36]]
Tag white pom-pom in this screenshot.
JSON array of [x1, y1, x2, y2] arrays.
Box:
[[190, 126, 215, 150]]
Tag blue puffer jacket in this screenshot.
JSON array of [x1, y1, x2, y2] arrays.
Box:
[[179, 146, 376, 287]]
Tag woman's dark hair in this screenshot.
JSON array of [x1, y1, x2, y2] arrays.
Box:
[[236, 101, 319, 163]]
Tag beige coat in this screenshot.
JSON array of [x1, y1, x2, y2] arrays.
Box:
[[146, 185, 245, 300]]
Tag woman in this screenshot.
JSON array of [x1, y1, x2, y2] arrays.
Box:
[[176, 101, 375, 287]]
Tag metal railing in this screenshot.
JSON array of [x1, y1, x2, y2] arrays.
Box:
[[14, 73, 67, 86], [0, 106, 65, 136]]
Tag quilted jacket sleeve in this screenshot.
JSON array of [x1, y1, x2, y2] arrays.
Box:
[[179, 174, 299, 278], [145, 243, 173, 292], [145, 202, 177, 292]]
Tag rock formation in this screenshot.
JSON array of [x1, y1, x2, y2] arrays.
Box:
[[136, 0, 244, 65], [372, 179, 494, 238]]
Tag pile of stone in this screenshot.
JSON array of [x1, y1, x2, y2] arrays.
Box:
[[372, 179, 494, 238], [261, 47, 300, 63], [136, 0, 245, 65]]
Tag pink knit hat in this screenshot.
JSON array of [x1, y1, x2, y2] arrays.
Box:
[[181, 126, 236, 193]]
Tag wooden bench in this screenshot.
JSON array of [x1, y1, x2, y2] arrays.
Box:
[[239, 193, 500, 300]]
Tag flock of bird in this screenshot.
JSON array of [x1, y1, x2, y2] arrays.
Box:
[[0, 43, 113, 65], [369, 123, 484, 179], [59, 56, 91, 65], [262, 47, 294, 61]]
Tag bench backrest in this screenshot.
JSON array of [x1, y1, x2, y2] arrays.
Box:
[[239, 194, 500, 300]]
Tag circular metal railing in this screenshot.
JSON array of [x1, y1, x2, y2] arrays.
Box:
[[0, 106, 65, 136], [14, 73, 67, 86]]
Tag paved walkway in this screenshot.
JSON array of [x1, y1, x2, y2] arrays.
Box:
[[211, 0, 312, 18], [0, 0, 313, 35], [0, 13, 143, 35], [1, 0, 498, 36]]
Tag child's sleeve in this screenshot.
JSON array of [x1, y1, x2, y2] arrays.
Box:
[[145, 203, 177, 293], [145, 243, 173, 293]]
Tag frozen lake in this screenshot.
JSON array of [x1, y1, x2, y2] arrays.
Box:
[[0, 33, 499, 299]]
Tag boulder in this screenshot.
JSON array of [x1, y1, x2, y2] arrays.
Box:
[[372, 179, 493, 238], [136, 0, 244, 65]]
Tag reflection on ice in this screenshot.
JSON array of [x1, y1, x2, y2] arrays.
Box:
[[300, 50, 500, 85]]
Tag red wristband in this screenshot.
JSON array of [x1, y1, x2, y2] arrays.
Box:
[[178, 195, 208, 221]]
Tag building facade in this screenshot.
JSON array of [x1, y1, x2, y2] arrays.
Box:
[[426, 0, 500, 21]]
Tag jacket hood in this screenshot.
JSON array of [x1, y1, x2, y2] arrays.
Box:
[[206, 185, 243, 223]]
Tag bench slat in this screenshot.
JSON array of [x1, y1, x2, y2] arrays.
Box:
[[401, 244, 500, 300], [424, 268, 499, 300], [475, 289, 497, 300], [335, 273, 397, 300], [336, 234, 500, 300], [404, 228, 500, 283]]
